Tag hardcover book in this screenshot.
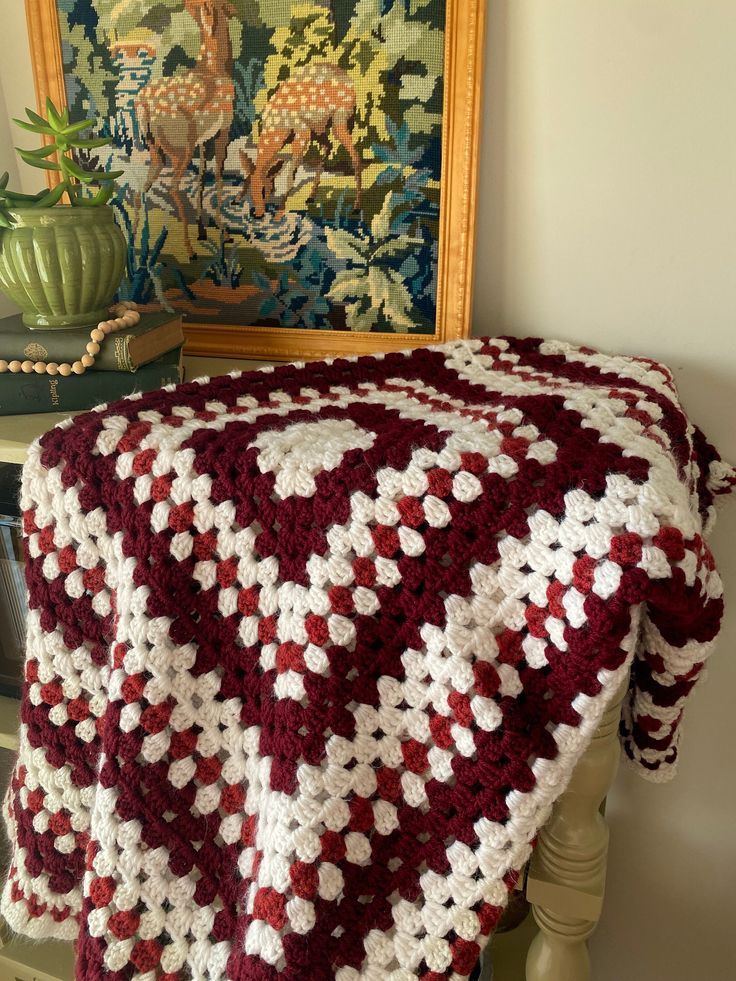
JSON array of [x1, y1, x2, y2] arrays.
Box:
[[0, 345, 183, 417], [0, 311, 183, 372]]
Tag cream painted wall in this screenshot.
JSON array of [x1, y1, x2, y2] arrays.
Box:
[[0, 2, 734, 980], [0, 58, 24, 320], [476, 4, 736, 981]]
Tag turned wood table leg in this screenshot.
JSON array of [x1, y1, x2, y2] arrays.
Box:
[[525, 674, 629, 981]]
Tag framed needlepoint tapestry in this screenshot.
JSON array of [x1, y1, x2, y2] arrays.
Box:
[[25, 0, 486, 360]]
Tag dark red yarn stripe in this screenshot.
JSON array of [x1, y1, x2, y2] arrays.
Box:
[[8, 336, 728, 981]]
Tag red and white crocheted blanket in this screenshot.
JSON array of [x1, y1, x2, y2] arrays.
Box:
[[2, 337, 733, 980]]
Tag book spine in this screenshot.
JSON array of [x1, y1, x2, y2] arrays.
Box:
[[0, 352, 182, 416], [0, 332, 136, 372], [95, 334, 135, 372], [0, 315, 183, 372]]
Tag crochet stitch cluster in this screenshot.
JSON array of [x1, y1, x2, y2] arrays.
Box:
[[1, 336, 733, 980]]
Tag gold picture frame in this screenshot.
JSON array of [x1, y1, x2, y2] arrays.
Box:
[[25, 0, 486, 361]]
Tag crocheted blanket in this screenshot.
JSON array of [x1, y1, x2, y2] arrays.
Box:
[[2, 337, 733, 980]]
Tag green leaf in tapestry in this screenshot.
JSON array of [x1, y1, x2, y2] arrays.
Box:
[[325, 228, 369, 264]]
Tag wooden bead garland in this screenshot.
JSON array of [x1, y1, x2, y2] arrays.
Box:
[[0, 301, 140, 376]]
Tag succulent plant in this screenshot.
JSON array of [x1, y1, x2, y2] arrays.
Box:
[[0, 98, 123, 228]]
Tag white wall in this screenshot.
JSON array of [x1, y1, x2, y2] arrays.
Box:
[[0, 72, 23, 320], [1, 3, 735, 980], [0, 3, 40, 198], [476, 4, 736, 980]]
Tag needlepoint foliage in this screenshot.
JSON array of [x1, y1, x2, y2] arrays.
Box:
[[56, 0, 447, 333]]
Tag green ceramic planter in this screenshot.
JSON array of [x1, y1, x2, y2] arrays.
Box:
[[0, 206, 126, 329]]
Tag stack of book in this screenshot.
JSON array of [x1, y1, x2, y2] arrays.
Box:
[[0, 311, 185, 416]]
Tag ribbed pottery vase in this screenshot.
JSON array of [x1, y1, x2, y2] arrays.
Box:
[[0, 206, 126, 329]]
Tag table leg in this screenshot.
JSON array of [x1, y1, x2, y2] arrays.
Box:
[[525, 674, 629, 981]]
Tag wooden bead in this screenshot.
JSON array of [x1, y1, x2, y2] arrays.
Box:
[[0, 360, 7, 372], [81, 354, 95, 368], [86, 341, 101, 356], [58, 363, 72, 376], [8, 360, 22, 373], [72, 361, 85, 375], [33, 361, 46, 374], [46, 362, 59, 375], [21, 360, 34, 373], [101, 323, 113, 335], [90, 328, 105, 343]]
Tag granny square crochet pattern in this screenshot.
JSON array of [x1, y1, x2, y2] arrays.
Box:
[[2, 337, 733, 980]]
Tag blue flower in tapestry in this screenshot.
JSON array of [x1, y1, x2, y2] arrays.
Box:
[[56, 0, 446, 332]]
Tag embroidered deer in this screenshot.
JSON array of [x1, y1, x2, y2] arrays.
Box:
[[135, 0, 235, 260], [238, 63, 363, 218]]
